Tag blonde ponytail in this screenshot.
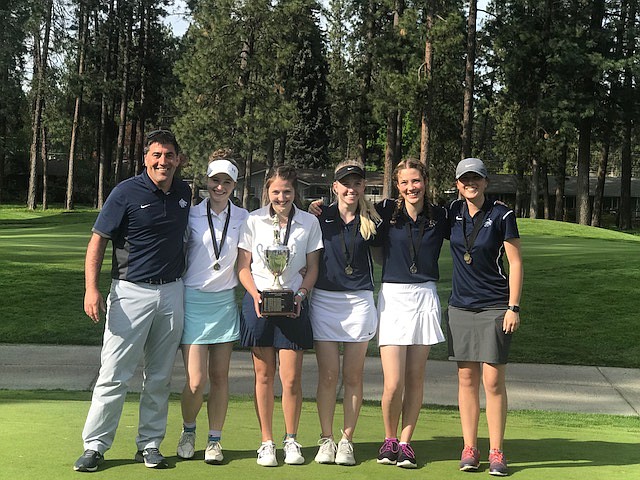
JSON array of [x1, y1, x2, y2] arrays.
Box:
[[358, 195, 380, 241]]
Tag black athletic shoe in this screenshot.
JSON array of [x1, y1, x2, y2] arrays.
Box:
[[135, 448, 169, 468], [396, 443, 418, 468], [73, 449, 104, 472], [377, 438, 399, 465]]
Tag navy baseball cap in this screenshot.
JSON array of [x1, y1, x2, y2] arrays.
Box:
[[455, 158, 488, 179]]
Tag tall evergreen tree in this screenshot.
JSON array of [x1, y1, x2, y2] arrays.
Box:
[[0, 1, 30, 203], [274, 0, 330, 168]]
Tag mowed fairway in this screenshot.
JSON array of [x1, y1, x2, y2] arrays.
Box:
[[0, 392, 638, 480], [1, 207, 640, 367]]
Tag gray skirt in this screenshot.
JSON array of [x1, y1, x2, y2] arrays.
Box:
[[446, 306, 512, 364]]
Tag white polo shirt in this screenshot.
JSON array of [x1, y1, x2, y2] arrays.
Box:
[[238, 205, 323, 292], [183, 200, 249, 292]]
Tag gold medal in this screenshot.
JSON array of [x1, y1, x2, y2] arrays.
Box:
[[464, 252, 472, 265], [345, 265, 353, 275], [213, 263, 221, 271], [409, 263, 418, 274]]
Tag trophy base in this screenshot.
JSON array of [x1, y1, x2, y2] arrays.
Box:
[[260, 289, 296, 316]]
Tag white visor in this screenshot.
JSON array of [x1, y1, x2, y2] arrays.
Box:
[[206, 159, 238, 182]]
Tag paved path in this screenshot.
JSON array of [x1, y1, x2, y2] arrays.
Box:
[[1, 344, 638, 416]]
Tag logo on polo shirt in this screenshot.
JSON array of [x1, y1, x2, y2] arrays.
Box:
[[179, 198, 188, 208], [140, 203, 152, 209], [325, 218, 335, 223], [484, 218, 493, 227]]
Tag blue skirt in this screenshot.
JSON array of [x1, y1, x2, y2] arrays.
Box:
[[181, 287, 240, 345]]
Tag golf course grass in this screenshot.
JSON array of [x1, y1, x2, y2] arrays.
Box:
[[1, 205, 639, 479], [1, 392, 638, 480], [1, 205, 639, 368]]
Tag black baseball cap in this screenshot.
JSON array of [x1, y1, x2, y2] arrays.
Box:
[[334, 165, 366, 181]]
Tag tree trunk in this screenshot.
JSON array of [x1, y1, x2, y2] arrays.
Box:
[[357, 0, 375, 164], [97, 0, 115, 209], [383, 110, 397, 199], [618, 0, 636, 230], [619, 121, 632, 229], [0, 62, 7, 202], [541, 161, 550, 219], [591, 142, 609, 227], [576, 0, 605, 225], [419, 9, 433, 171], [554, 144, 567, 221], [266, 136, 275, 169], [461, 0, 477, 159], [576, 117, 592, 225], [66, 1, 88, 211], [243, 142, 254, 210], [277, 133, 286, 166], [238, 30, 255, 210], [40, 123, 48, 210], [514, 168, 525, 217], [27, 0, 53, 210], [114, 2, 131, 184], [132, 0, 147, 177], [529, 155, 539, 218], [127, 119, 138, 176], [395, 109, 402, 161]]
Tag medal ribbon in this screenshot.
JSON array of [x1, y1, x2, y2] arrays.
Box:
[[338, 209, 359, 273], [405, 210, 426, 273], [270, 205, 295, 246], [461, 202, 490, 260], [206, 199, 231, 265]]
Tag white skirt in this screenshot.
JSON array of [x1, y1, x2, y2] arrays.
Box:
[[310, 289, 378, 342], [377, 281, 444, 346]]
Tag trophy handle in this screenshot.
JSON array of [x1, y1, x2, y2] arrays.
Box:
[[256, 243, 265, 263]]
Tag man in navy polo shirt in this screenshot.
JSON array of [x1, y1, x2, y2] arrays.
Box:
[[74, 130, 191, 472]]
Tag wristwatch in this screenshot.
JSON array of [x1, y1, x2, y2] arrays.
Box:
[[507, 305, 520, 313]]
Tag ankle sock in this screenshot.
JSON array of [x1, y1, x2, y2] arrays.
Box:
[[183, 423, 196, 433]]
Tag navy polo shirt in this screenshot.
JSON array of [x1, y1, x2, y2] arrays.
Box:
[[448, 198, 519, 309], [374, 199, 449, 283], [315, 204, 376, 291], [92, 170, 191, 283]]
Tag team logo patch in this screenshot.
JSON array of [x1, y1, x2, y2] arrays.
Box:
[[483, 218, 493, 228], [179, 198, 188, 208]]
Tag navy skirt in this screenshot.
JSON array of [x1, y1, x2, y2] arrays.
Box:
[[240, 292, 313, 350]]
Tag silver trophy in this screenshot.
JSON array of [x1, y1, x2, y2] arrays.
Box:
[[257, 217, 295, 316]]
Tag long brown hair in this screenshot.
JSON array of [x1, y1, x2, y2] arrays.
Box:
[[390, 158, 433, 224], [261, 165, 303, 208]]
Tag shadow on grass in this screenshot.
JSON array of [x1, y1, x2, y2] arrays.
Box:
[[148, 436, 638, 472], [429, 436, 638, 472]]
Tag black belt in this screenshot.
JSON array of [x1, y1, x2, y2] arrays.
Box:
[[141, 278, 180, 285]]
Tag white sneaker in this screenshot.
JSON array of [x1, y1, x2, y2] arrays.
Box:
[[176, 430, 196, 459], [335, 438, 356, 466], [283, 438, 305, 465], [204, 440, 223, 464], [314, 437, 336, 464], [257, 441, 278, 467]]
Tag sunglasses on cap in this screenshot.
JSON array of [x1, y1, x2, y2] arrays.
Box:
[[146, 129, 176, 140]]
